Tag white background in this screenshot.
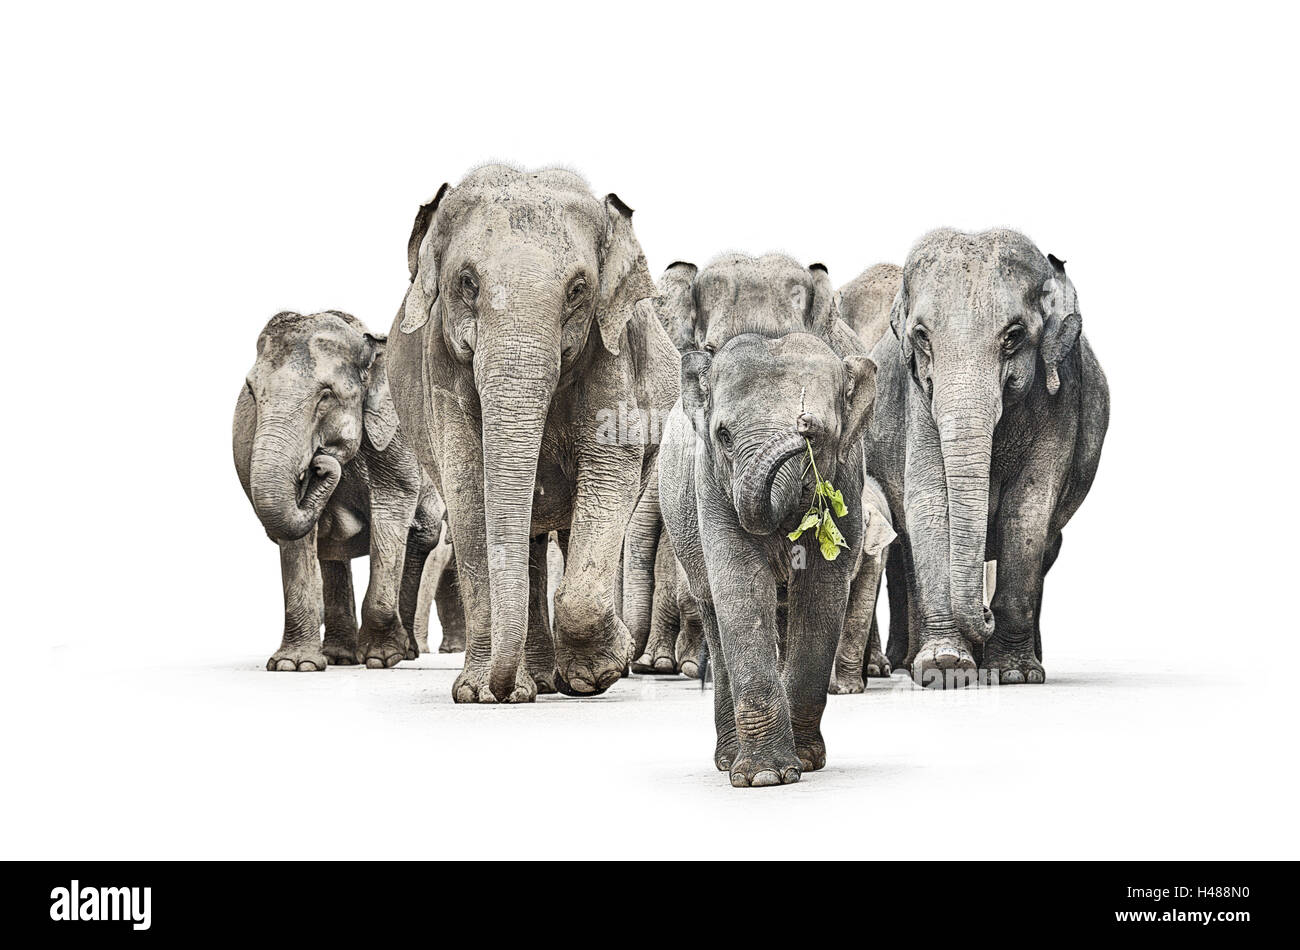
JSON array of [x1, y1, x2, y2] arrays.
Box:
[[2, 1, 1296, 859]]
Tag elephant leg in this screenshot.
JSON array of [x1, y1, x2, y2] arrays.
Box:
[[550, 434, 642, 697], [267, 529, 326, 671], [674, 558, 704, 678], [1034, 534, 1062, 661], [884, 543, 909, 670], [321, 559, 359, 665], [786, 562, 853, 772], [695, 598, 739, 772], [707, 549, 798, 788], [622, 467, 661, 661], [982, 466, 1065, 685], [399, 526, 437, 659], [434, 556, 467, 653], [526, 534, 557, 694], [355, 514, 415, 669], [830, 556, 886, 694], [634, 526, 681, 674]]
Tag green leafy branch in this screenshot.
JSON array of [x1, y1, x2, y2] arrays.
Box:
[[786, 439, 849, 561]]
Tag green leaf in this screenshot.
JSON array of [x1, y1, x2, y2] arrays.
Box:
[[828, 486, 847, 517], [819, 528, 842, 561], [787, 510, 820, 542]]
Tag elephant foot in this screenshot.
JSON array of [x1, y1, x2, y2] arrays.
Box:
[[828, 671, 864, 695], [266, 644, 328, 672], [794, 731, 827, 773], [452, 664, 537, 704], [322, 640, 359, 666], [911, 635, 978, 689], [631, 639, 681, 675], [982, 642, 1046, 685], [729, 750, 802, 788], [414, 631, 430, 654], [865, 646, 891, 678], [714, 733, 740, 771], [553, 621, 632, 697], [355, 622, 409, 669], [438, 633, 466, 654], [529, 664, 557, 695], [680, 659, 700, 679]]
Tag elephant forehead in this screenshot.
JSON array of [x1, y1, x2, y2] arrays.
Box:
[[714, 335, 840, 404], [448, 200, 600, 273], [910, 276, 1027, 331]]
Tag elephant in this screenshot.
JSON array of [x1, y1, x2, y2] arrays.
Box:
[[413, 520, 468, 653], [863, 229, 1109, 687], [232, 310, 449, 670], [659, 332, 878, 786], [386, 165, 679, 703], [644, 254, 895, 685], [836, 262, 902, 350]]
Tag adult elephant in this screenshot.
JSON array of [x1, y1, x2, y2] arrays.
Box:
[[866, 229, 1109, 686], [387, 165, 679, 703]]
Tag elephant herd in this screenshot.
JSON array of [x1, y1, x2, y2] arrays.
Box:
[[233, 163, 1109, 788]]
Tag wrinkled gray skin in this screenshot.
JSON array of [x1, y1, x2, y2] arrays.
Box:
[[863, 230, 1109, 686], [413, 520, 467, 653], [232, 311, 447, 670], [645, 254, 895, 687], [837, 262, 901, 350], [386, 165, 679, 703], [660, 333, 877, 786]]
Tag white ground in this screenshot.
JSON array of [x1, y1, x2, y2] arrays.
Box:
[[6, 632, 1292, 860]]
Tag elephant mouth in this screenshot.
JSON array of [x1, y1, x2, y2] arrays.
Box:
[[296, 453, 340, 510]]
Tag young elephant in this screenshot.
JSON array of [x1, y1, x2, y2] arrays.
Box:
[[865, 230, 1109, 686], [233, 310, 448, 670], [646, 254, 896, 684], [659, 332, 877, 787]]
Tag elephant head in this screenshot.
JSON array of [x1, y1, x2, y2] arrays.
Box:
[[891, 229, 1082, 643], [399, 166, 654, 698], [240, 311, 396, 541], [647, 254, 837, 354], [681, 333, 876, 536]]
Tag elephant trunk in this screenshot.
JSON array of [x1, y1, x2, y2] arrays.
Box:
[[249, 414, 340, 542], [479, 355, 557, 702], [736, 430, 808, 535], [933, 389, 998, 644]]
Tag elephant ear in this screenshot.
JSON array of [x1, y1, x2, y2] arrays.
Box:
[[889, 283, 909, 354], [657, 261, 699, 352], [680, 349, 713, 440], [361, 332, 400, 451], [838, 354, 877, 463], [596, 194, 657, 356], [1039, 254, 1082, 395], [860, 497, 898, 558], [400, 183, 450, 334], [807, 263, 837, 338]]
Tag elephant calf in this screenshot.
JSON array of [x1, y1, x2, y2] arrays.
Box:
[[660, 332, 877, 787], [233, 310, 450, 670]]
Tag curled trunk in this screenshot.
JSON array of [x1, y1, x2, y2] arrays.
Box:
[[250, 415, 340, 542], [735, 430, 808, 535]]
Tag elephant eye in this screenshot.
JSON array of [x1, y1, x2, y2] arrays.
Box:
[[459, 272, 479, 302], [717, 426, 734, 451], [911, 326, 930, 353], [704, 342, 717, 355], [566, 277, 588, 307], [1002, 324, 1025, 354]]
